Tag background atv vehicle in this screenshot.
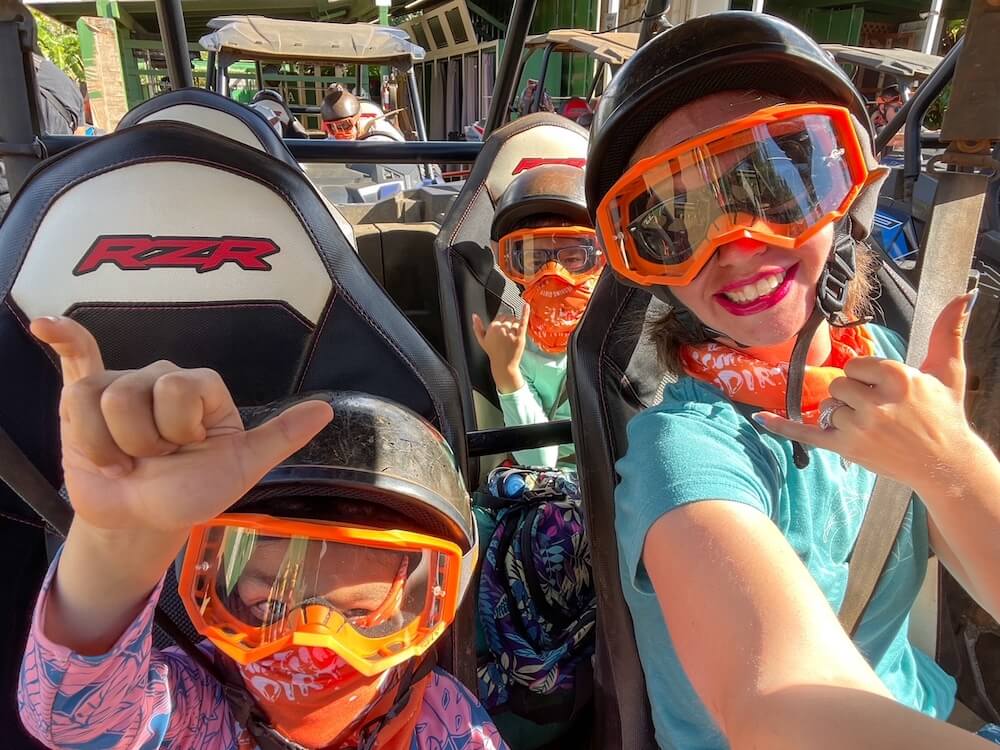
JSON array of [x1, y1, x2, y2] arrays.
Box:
[[201, 14, 434, 201]]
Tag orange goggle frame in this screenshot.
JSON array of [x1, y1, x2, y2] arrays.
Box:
[[179, 514, 470, 677], [322, 117, 358, 139], [497, 226, 604, 285], [595, 103, 875, 288]]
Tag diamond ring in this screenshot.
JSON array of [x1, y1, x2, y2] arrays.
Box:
[[818, 398, 848, 431]]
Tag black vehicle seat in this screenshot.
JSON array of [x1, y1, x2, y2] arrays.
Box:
[[251, 88, 311, 139], [0, 121, 475, 746], [434, 113, 588, 481], [566, 275, 663, 750], [118, 87, 300, 167], [116, 88, 456, 349]]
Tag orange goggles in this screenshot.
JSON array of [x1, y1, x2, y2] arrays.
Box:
[[179, 514, 474, 676], [321, 118, 358, 139], [497, 226, 604, 285], [595, 104, 875, 287]]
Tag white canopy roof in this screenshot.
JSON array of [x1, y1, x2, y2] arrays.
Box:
[[201, 16, 426, 69]]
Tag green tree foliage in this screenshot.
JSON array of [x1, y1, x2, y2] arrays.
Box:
[[31, 8, 83, 82]]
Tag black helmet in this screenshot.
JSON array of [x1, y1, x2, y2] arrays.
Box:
[[251, 88, 286, 106], [587, 12, 876, 235], [320, 88, 361, 122], [491, 164, 590, 241], [236, 391, 474, 553], [587, 14, 886, 469]]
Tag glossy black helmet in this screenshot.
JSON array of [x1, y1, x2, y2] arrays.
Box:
[[320, 88, 361, 122], [236, 391, 474, 553], [586, 12, 873, 230], [491, 164, 590, 241]]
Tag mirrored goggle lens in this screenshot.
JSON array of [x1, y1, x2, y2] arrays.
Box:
[[621, 114, 855, 268], [190, 527, 440, 644], [507, 235, 602, 278]]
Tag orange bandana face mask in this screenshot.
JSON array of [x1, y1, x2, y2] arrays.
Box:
[[496, 226, 604, 355], [680, 325, 875, 423], [521, 264, 601, 355], [239, 646, 428, 750]]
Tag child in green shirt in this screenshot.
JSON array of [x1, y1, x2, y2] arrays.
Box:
[[471, 164, 603, 468]]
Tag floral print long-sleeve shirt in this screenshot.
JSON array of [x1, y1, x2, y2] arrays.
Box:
[[18, 557, 507, 750]]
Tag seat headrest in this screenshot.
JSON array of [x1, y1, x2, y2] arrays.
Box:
[[480, 113, 588, 206], [434, 113, 589, 423], [117, 88, 299, 168], [0, 122, 466, 469]]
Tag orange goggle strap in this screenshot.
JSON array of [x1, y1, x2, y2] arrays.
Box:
[[497, 226, 601, 284], [595, 103, 873, 288], [179, 515, 479, 677]]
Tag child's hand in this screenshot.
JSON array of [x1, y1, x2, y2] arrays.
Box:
[[33, 317, 333, 534], [472, 305, 530, 394]]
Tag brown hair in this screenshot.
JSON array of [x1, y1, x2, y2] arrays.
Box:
[[650, 240, 878, 373]]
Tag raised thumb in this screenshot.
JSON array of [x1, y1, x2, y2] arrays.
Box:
[[920, 291, 976, 390], [238, 399, 333, 483]]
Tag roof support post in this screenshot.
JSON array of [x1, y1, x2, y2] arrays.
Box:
[[484, 0, 538, 135], [153, 0, 192, 89], [0, 1, 41, 199]]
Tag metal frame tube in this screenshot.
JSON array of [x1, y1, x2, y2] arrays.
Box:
[[0, 8, 41, 199], [41, 135, 484, 164], [406, 69, 431, 179], [154, 0, 192, 89], [638, 0, 670, 46], [922, 0, 944, 55], [898, 37, 962, 186], [532, 42, 555, 113], [587, 60, 606, 103], [484, 0, 538, 135], [408, 69, 428, 142], [205, 52, 217, 91]]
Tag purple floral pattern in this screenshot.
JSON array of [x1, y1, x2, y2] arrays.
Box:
[[477, 468, 595, 713]]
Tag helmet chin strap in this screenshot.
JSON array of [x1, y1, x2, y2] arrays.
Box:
[[786, 218, 867, 468]]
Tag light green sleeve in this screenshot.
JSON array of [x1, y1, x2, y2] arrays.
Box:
[[497, 381, 560, 468]]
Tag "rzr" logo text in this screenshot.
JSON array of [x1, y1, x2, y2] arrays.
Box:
[[511, 157, 586, 175], [74, 235, 280, 275]]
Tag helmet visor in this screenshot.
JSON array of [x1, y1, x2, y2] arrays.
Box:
[[497, 226, 604, 285], [596, 104, 872, 287], [180, 514, 463, 675]]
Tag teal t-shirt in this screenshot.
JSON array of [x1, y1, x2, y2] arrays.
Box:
[[497, 340, 575, 469], [614, 325, 957, 750]]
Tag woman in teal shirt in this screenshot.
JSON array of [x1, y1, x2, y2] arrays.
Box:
[[586, 12, 1000, 750]]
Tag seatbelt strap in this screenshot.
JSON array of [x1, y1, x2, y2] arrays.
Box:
[[0, 424, 72, 533], [838, 168, 988, 636]]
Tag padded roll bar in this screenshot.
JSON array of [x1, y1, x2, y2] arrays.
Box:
[[41, 136, 483, 164], [467, 420, 574, 458]]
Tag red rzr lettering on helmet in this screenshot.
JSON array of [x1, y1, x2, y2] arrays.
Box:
[[511, 158, 586, 175], [73, 236, 280, 275]]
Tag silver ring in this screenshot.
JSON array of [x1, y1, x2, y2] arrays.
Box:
[[818, 398, 847, 431]]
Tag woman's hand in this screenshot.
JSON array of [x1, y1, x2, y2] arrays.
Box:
[[756, 292, 979, 493], [35, 316, 333, 535], [472, 305, 530, 394]]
